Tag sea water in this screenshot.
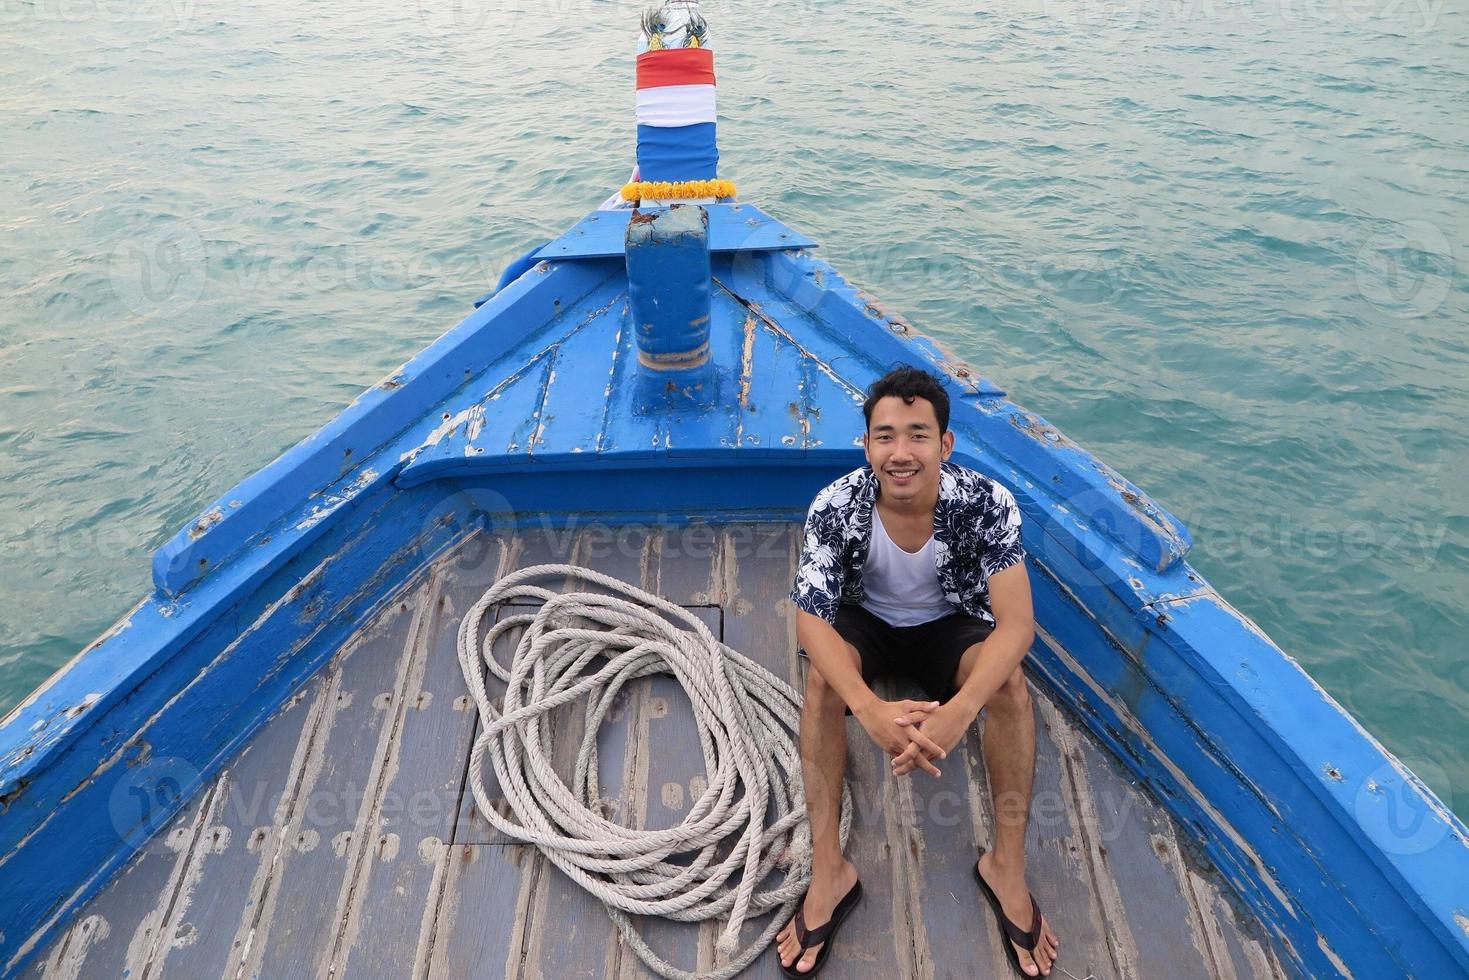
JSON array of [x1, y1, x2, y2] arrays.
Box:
[[1, 0, 1465, 806]]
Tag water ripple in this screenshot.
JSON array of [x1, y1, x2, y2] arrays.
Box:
[[1, 0, 1466, 804]]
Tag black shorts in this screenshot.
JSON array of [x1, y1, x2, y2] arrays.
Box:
[[799, 603, 995, 713]]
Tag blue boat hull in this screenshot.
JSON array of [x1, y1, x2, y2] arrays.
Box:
[[1, 203, 1465, 978]]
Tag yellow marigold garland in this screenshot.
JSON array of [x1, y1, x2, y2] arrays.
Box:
[[621, 179, 737, 202]]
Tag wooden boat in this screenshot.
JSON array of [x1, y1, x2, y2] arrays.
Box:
[[3, 8, 1466, 978]]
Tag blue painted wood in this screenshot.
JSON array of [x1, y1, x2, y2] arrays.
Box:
[[626, 205, 714, 370], [1021, 552, 1466, 977], [722, 247, 1192, 574], [705, 281, 860, 457], [492, 242, 547, 296], [4, 196, 1466, 979], [528, 296, 628, 458], [149, 257, 621, 599], [537, 203, 817, 260], [0, 488, 467, 975]]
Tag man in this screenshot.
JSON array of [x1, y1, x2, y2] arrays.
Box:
[[773, 366, 1060, 978]]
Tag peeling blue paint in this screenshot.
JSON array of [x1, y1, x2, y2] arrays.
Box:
[[1, 203, 1465, 978]]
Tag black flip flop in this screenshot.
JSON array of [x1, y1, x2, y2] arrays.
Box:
[[974, 849, 1044, 978], [777, 878, 863, 978]]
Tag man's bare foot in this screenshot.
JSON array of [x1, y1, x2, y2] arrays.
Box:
[[774, 858, 859, 975], [978, 850, 1060, 977]]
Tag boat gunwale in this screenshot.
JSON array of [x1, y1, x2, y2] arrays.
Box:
[[2, 210, 1466, 978]]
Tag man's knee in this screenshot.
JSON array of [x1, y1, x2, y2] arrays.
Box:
[[802, 642, 861, 709], [989, 668, 1031, 712], [804, 665, 846, 709]]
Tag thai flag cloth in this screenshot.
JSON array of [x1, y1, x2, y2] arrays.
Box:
[[635, 28, 718, 182]]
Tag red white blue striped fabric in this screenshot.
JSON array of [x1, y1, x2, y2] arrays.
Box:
[[635, 48, 716, 128]]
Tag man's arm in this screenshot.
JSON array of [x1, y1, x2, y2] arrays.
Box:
[[796, 609, 878, 713], [799, 608, 946, 773], [950, 561, 1035, 717]]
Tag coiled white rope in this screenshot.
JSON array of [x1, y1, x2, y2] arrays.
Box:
[[457, 563, 852, 979]]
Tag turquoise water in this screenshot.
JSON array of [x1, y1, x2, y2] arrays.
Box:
[[2, 0, 1466, 806]]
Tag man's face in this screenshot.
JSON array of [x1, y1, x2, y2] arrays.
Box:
[[862, 395, 954, 504]]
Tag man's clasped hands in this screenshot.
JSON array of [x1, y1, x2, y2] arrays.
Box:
[[851, 697, 975, 779]]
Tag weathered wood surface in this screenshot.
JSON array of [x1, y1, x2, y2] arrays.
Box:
[[35, 523, 1285, 980]]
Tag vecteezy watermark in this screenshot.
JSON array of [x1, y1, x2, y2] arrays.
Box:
[[103, 216, 520, 321], [798, 777, 1144, 841], [413, 0, 530, 33], [1187, 512, 1449, 573], [1034, 0, 1445, 30], [2, 519, 141, 564], [108, 754, 202, 850], [1043, 481, 1450, 577], [31, 0, 195, 26], [226, 781, 460, 836], [1354, 220, 1455, 318], [1032, 0, 1145, 28], [420, 506, 796, 575], [1350, 757, 1453, 856], [414, 486, 517, 569], [110, 773, 468, 854], [217, 241, 496, 297], [107, 220, 207, 319], [1038, 485, 1159, 577]]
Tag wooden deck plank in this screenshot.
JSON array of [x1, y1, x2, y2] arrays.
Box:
[[514, 525, 660, 979], [504, 526, 679, 978], [34, 520, 1294, 980], [1187, 866, 1286, 980], [151, 679, 328, 979], [433, 528, 516, 848], [987, 683, 1119, 980], [901, 707, 1013, 977], [710, 523, 802, 980], [612, 606, 723, 978], [514, 528, 721, 978], [241, 589, 428, 980], [418, 537, 543, 978], [718, 524, 802, 685], [33, 782, 216, 979], [1043, 694, 1216, 978], [332, 571, 484, 979], [867, 675, 939, 979], [449, 521, 651, 842], [832, 687, 907, 977], [453, 525, 577, 846], [448, 604, 525, 847], [648, 528, 728, 976], [423, 842, 538, 979]]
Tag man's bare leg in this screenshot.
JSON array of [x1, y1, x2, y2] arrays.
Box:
[[775, 646, 861, 975], [955, 648, 1060, 977]]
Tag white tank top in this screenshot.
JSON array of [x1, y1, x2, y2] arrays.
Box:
[[859, 508, 955, 627]]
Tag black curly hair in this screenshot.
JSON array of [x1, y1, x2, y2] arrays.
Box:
[[862, 366, 950, 433]]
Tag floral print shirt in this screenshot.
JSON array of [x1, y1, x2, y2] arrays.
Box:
[[790, 461, 1025, 626]]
